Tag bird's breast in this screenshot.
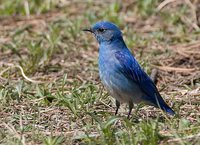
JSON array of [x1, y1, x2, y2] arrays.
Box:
[[98, 49, 116, 79], [98, 47, 143, 104]]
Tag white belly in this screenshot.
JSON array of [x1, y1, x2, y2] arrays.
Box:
[[100, 72, 143, 104]]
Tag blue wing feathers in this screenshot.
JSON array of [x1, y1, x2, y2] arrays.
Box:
[[115, 51, 145, 82], [115, 50, 175, 115], [115, 50, 157, 97]]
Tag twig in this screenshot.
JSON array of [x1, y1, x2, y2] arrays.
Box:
[[196, 3, 200, 27], [150, 68, 158, 84], [157, 0, 177, 11], [167, 133, 200, 143], [184, 0, 199, 29], [0, 62, 42, 84], [181, 15, 200, 31], [153, 65, 196, 72]]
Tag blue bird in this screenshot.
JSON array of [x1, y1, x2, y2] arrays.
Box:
[[83, 21, 175, 118]]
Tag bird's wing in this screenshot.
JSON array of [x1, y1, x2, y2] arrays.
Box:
[[115, 50, 175, 115], [115, 50, 160, 101]]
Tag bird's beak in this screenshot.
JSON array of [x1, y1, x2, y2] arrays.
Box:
[[82, 28, 93, 33]]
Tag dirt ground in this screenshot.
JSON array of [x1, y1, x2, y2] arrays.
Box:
[[0, 0, 200, 144]]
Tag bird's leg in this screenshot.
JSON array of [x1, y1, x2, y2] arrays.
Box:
[[127, 102, 133, 119], [115, 100, 120, 115]]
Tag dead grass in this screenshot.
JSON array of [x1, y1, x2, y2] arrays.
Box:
[[0, 0, 200, 144]]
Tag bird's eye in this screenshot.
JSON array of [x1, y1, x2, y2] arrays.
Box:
[[98, 28, 105, 32]]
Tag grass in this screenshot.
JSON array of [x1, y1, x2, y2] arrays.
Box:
[[0, 0, 200, 144]]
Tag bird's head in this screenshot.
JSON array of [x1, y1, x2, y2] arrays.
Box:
[[83, 21, 122, 44]]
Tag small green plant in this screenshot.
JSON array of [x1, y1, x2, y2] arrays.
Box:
[[43, 136, 64, 145], [0, 0, 57, 16], [137, 0, 158, 17], [0, 0, 199, 144]]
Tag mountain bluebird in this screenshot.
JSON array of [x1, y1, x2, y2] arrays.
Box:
[[83, 21, 175, 118]]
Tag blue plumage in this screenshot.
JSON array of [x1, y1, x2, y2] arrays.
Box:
[[83, 21, 175, 118]]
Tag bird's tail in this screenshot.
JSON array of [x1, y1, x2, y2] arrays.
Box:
[[144, 94, 175, 116], [154, 95, 175, 116], [160, 103, 175, 116]]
